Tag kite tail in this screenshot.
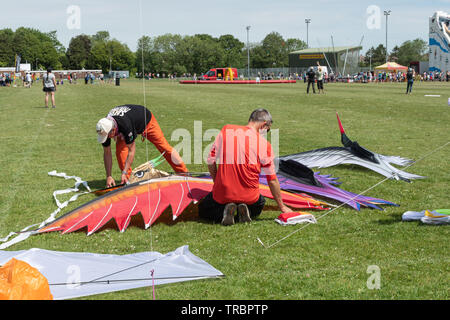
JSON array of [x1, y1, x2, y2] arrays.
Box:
[[336, 112, 352, 147]]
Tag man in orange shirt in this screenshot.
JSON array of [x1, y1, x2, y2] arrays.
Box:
[[199, 109, 292, 225]]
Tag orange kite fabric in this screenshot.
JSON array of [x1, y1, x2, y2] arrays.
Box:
[[0, 258, 53, 300]]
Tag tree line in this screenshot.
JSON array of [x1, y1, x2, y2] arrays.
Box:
[[0, 27, 428, 75], [360, 39, 428, 68]]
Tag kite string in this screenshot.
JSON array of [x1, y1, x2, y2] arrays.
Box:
[[137, 0, 154, 255], [260, 140, 450, 249], [138, 1, 159, 301], [151, 269, 155, 300]]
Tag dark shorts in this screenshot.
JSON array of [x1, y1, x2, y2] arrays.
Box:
[[317, 80, 323, 89], [198, 192, 266, 223], [43, 87, 55, 92]]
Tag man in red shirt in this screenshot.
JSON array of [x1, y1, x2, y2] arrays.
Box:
[[199, 109, 292, 225]]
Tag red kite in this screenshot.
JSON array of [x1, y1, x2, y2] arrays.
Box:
[[37, 176, 329, 236]]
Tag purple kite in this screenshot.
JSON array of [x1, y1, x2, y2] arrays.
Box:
[[259, 159, 398, 210]]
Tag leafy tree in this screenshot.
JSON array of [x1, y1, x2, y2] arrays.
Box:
[[261, 32, 287, 67], [370, 44, 387, 66], [285, 38, 307, 54], [178, 35, 225, 74], [151, 33, 184, 73], [135, 36, 154, 74], [395, 39, 428, 66], [66, 34, 92, 69], [11, 27, 61, 69], [249, 33, 306, 68], [0, 28, 15, 67], [389, 45, 400, 62], [217, 34, 245, 67], [91, 31, 110, 43], [106, 39, 135, 72]]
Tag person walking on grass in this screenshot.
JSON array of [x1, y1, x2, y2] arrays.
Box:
[[96, 104, 188, 188], [199, 108, 292, 226], [406, 68, 414, 94], [43, 68, 56, 108]]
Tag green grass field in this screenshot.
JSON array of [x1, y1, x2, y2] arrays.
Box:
[[0, 79, 448, 300]]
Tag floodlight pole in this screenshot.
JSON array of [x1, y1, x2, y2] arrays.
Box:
[[384, 10, 391, 63], [305, 19, 311, 48], [246, 26, 251, 79]]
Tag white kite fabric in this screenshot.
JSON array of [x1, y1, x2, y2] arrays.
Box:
[[0, 245, 223, 300], [274, 212, 317, 226], [402, 210, 450, 225], [0, 171, 91, 249]]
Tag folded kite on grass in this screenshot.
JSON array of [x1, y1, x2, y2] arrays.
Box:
[[402, 209, 450, 225]]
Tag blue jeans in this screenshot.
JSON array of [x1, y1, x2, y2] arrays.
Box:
[[406, 80, 413, 93]]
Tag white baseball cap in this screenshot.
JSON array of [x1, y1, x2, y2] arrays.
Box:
[[96, 118, 114, 143]]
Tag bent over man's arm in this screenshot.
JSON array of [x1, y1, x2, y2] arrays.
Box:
[[103, 145, 115, 187], [267, 177, 293, 213], [121, 141, 136, 184]]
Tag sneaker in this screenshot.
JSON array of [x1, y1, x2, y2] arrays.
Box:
[[237, 204, 252, 223], [221, 203, 236, 226]]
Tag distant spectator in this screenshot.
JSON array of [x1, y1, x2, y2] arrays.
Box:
[[317, 67, 324, 94], [306, 67, 316, 94], [43, 68, 57, 108], [406, 68, 414, 94], [24, 72, 32, 88]]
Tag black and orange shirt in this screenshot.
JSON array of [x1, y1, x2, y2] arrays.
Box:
[[102, 105, 152, 147]]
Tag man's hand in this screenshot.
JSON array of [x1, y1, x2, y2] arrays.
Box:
[[280, 204, 293, 213], [106, 176, 116, 188], [267, 178, 293, 213], [121, 173, 129, 185]]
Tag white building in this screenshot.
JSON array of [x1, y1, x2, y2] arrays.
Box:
[[429, 11, 450, 73]]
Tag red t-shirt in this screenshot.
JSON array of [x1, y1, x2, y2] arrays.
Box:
[[208, 124, 277, 204]]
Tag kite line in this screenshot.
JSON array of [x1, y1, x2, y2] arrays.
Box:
[[257, 140, 450, 249], [137, 0, 155, 255]]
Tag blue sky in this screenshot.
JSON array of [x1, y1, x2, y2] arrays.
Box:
[[1, 0, 449, 53]]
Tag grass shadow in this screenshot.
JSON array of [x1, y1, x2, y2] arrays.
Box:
[[375, 212, 403, 225]]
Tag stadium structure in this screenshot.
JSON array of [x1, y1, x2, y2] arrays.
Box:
[[429, 11, 450, 73], [288, 46, 362, 76]]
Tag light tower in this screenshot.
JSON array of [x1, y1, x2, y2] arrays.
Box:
[[305, 19, 311, 48], [384, 10, 391, 62], [246, 25, 251, 79]]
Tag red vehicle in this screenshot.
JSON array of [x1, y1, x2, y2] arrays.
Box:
[[200, 67, 238, 80]]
